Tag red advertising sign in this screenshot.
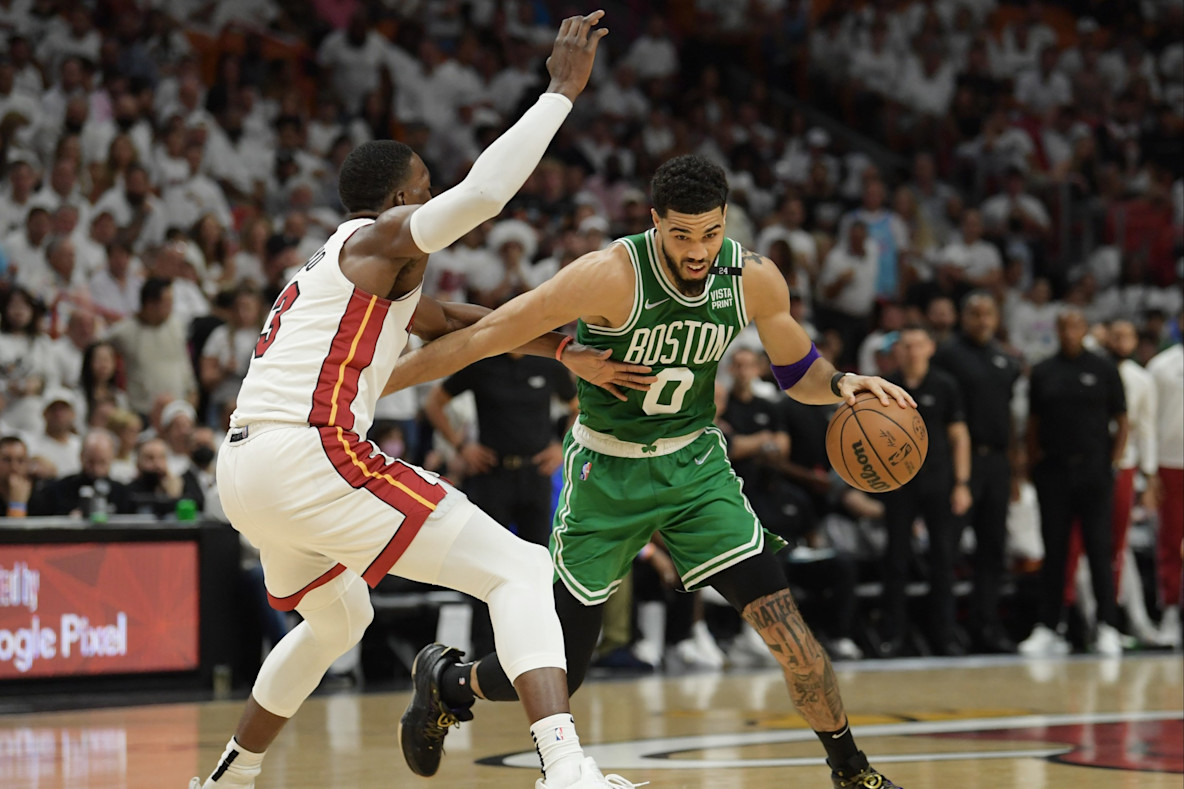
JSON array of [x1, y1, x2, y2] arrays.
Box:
[[0, 542, 199, 679]]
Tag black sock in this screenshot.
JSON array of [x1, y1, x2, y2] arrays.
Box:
[[816, 720, 864, 774], [439, 662, 476, 708]]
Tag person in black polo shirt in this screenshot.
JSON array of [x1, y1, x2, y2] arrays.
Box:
[[880, 325, 972, 657], [424, 352, 577, 547], [1020, 309, 1128, 658], [932, 292, 1022, 653]]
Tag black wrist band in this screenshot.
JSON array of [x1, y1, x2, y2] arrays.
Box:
[[830, 372, 849, 398]]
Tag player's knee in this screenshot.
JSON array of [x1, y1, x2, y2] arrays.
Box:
[[305, 577, 373, 648], [516, 542, 554, 590]]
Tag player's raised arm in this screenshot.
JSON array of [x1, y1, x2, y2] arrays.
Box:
[[743, 250, 916, 408], [366, 12, 608, 260], [384, 245, 640, 394]]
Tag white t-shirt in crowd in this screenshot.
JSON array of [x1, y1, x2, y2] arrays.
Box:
[[1147, 344, 1184, 469]]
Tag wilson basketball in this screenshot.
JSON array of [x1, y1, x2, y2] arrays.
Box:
[[826, 392, 929, 493]]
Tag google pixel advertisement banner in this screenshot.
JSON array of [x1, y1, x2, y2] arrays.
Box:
[[0, 542, 199, 679]]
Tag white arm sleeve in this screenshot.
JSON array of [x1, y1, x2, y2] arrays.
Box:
[[409, 93, 573, 254]]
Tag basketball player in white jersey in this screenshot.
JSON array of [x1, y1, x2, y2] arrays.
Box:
[[190, 13, 648, 789]]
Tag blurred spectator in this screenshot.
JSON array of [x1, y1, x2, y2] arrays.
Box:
[[1021, 310, 1126, 658], [92, 163, 168, 252], [106, 277, 197, 417], [1015, 45, 1072, 117], [0, 160, 38, 238], [316, 11, 387, 116], [936, 209, 1003, 292], [879, 326, 972, 657], [0, 434, 34, 517], [622, 17, 679, 82], [158, 398, 196, 478], [30, 429, 131, 517], [3, 206, 52, 284], [79, 339, 129, 422], [0, 287, 52, 432], [1007, 277, 1060, 363], [199, 285, 263, 420], [29, 388, 81, 478], [1147, 320, 1183, 648], [468, 219, 538, 309], [840, 177, 909, 299], [88, 240, 144, 319], [817, 220, 879, 366], [48, 308, 97, 391], [105, 408, 141, 484], [126, 436, 190, 517]]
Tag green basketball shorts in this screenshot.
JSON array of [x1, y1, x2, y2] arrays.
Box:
[[550, 426, 782, 606]]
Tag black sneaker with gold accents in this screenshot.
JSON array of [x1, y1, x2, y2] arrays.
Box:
[[828, 751, 902, 788], [398, 644, 474, 777]]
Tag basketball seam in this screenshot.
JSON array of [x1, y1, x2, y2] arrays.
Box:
[[831, 407, 860, 489], [851, 412, 904, 487]]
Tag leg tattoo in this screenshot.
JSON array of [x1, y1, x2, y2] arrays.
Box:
[[742, 588, 847, 731]]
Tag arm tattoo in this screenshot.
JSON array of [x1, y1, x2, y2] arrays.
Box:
[[741, 249, 767, 268], [742, 588, 846, 731]]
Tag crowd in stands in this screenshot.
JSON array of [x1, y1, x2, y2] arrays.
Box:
[[0, 0, 1180, 668]]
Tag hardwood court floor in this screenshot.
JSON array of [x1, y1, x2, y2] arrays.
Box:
[[0, 654, 1180, 788]]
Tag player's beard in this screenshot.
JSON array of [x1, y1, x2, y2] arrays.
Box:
[[660, 244, 708, 297]]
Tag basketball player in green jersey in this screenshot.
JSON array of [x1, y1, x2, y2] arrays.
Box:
[[390, 155, 916, 788]]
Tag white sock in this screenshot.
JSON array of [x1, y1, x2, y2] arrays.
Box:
[[530, 713, 584, 787], [202, 737, 265, 788]]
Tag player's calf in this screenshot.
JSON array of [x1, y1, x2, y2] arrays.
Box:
[[742, 587, 904, 788]]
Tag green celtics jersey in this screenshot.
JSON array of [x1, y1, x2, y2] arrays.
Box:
[[575, 229, 749, 446]]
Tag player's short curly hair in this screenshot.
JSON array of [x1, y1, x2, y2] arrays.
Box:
[[650, 154, 729, 217], [338, 140, 415, 213]]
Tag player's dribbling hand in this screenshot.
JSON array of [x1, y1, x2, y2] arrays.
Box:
[[838, 374, 917, 408], [562, 345, 656, 401], [546, 10, 609, 102]]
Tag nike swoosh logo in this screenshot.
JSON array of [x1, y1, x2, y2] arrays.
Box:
[[694, 447, 713, 465], [645, 298, 669, 309], [832, 724, 850, 739]]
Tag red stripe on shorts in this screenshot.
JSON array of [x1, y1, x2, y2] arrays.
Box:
[[317, 426, 448, 587], [267, 563, 347, 611]]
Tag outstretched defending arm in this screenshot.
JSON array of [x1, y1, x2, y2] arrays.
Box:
[[389, 13, 607, 258]]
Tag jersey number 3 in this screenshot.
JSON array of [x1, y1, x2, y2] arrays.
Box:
[[254, 282, 300, 358]]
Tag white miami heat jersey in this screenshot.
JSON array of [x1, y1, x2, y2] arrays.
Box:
[[233, 218, 420, 438]]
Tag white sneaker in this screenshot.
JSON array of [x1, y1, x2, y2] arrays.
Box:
[[1018, 624, 1070, 657], [632, 637, 663, 668], [691, 621, 727, 666], [535, 757, 648, 788], [831, 637, 864, 661], [672, 637, 724, 670], [1159, 606, 1182, 649], [726, 625, 778, 669], [1095, 623, 1123, 657]]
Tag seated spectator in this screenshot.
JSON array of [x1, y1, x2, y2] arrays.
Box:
[[30, 429, 131, 517], [199, 285, 263, 420], [105, 408, 142, 484], [80, 340, 129, 423], [1, 207, 51, 294], [88, 240, 145, 320], [127, 436, 198, 517], [0, 286, 53, 433], [49, 309, 98, 392], [184, 426, 218, 516], [0, 435, 35, 518], [936, 209, 1003, 292], [29, 389, 82, 478], [158, 399, 197, 478]]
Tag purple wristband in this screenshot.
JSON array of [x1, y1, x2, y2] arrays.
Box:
[[771, 344, 821, 390]]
